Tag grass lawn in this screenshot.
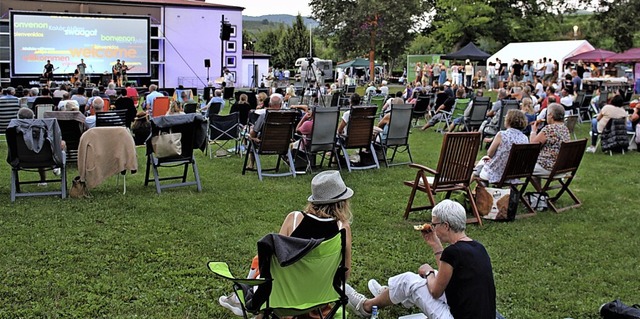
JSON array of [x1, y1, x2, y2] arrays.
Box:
[[0, 90, 639, 318]]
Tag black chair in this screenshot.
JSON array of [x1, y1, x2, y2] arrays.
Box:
[[223, 87, 235, 101], [183, 103, 198, 114], [464, 97, 491, 132], [6, 118, 67, 202], [114, 96, 137, 127], [144, 114, 207, 194], [375, 104, 414, 167], [96, 109, 128, 127], [208, 112, 241, 158], [0, 97, 21, 135], [33, 97, 55, 119], [43, 111, 86, 164], [208, 102, 223, 116], [412, 95, 431, 127]]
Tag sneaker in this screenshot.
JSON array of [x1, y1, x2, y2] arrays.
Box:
[[218, 295, 244, 317], [37, 182, 48, 187], [53, 168, 61, 176], [367, 279, 387, 297], [586, 146, 596, 153], [345, 284, 371, 318]]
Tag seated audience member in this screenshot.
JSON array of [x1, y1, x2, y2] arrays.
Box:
[[105, 82, 118, 97], [86, 88, 101, 113], [530, 103, 570, 175], [131, 112, 151, 146], [474, 110, 529, 183], [539, 85, 560, 110], [180, 90, 195, 106], [63, 100, 80, 112], [166, 100, 185, 116], [71, 87, 88, 111], [559, 88, 574, 110], [381, 91, 405, 114], [230, 93, 252, 126], [114, 88, 137, 126], [420, 87, 460, 131], [586, 95, 629, 153], [448, 89, 484, 132], [255, 92, 269, 111], [202, 89, 224, 116], [125, 83, 139, 107], [293, 107, 314, 151], [57, 92, 72, 111], [345, 200, 496, 319], [85, 97, 105, 129], [337, 93, 362, 136], [379, 80, 389, 96], [218, 170, 354, 317], [520, 97, 537, 135], [143, 84, 164, 113]]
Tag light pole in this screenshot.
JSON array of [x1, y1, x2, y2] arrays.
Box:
[[573, 25, 579, 40]]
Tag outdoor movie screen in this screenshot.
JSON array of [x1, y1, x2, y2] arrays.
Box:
[[10, 11, 150, 77]]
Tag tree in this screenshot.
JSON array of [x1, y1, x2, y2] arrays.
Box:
[[594, 0, 640, 52], [279, 14, 312, 69]]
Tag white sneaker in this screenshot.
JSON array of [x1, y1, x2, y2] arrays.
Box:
[[218, 294, 244, 317], [585, 146, 596, 153], [37, 182, 48, 187], [53, 168, 61, 176], [345, 284, 371, 318], [367, 279, 387, 297]]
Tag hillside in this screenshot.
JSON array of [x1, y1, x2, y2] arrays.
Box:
[[243, 14, 318, 34]]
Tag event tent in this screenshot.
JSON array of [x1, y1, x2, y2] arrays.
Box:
[[606, 48, 640, 63], [487, 40, 594, 69], [564, 48, 616, 63], [337, 58, 379, 68], [441, 42, 491, 61]]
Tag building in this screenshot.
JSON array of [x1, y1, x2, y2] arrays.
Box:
[[0, 0, 244, 88]]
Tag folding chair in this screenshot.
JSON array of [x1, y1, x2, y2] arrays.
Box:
[[578, 94, 593, 122], [598, 118, 630, 155], [443, 98, 470, 132], [0, 97, 21, 136], [334, 106, 379, 172], [208, 102, 223, 116], [404, 132, 482, 224], [375, 104, 413, 167], [208, 230, 347, 319], [464, 97, 491, 132], [564, 114, 579, 140], [530, 139, 588, 213], [144, 114, 207, 194], [294, 108, 340, 173], [369, 95, 386, 116], [482, 100, 519, 142], [114, 97, 137, 127], [411, 95, 431, 127], [151, 96, 170, 117], [242, 110, 298, 181], [96, 109, 128, 127], [43, 111, 86, 164], [476, 143, 542, 218], [208, 112, 241, 158], [6, 118, 67, 202], [183, 103, 198, 114]]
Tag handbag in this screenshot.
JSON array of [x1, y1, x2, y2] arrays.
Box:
[[151, 130, 182, 158], [476, 185, 513, 220], [69, 176, 90, 198]]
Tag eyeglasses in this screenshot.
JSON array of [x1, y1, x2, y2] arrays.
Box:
[[430, 222, 445, 227]]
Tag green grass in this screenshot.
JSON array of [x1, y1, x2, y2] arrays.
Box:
[[0, 99, 639, 318]]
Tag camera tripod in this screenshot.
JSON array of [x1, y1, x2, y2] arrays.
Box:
[[299, 57, 327, 107]]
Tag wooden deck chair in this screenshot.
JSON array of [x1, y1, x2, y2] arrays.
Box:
[[411, 95, 431, 127], [151, 96, 170, 118], [294, 107, 340, 173], [242, 110, 298, 181], [6, 118, 67, 202], [144, 114, 207, 194], [476, 143, 542, 219], [404, 132, 482, 224], [530, 139, 588, 213], [375, 104, 413, 167], [464, 97, 491, 132], [208, 230, 347, 319], [335, 106, 379, 172], [96, 109, 128, 127]]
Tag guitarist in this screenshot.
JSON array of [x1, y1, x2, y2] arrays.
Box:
[[120, 60, 133, 86], [43, 60, 56, 85], [112, 59, 122, 86]]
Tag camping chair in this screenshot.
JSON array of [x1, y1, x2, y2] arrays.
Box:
[[464, 97, 491, 132], [6, 118, 67, 202], [208, 112, 241, 158], [0, 97, 21, 137], [403, 132, 482, 224], [183, 103, 198, 114], [476, 143, 542, 218], [482, 100, 519, 142], [208, 229, 347, 319], [564, 114, 579, 140], [334, 106, 379, 172], [208, 102, 223, 116], [597, 118, 630, 155], [96, 109, 128, 127], [151, 96, 170, 117], [242, 110, 298, 181], [294, 107, 340, 173], [375, 104, 413, 167], [369, 95, 386, 116], [43, 111, 86, 164], [578, 93, 593, 122], [445, 98, 470, 132], [411, 95, 431, 127], [144, 114, 207, 194], [223, 87, 235, 103], [530, 139, 588, 213]]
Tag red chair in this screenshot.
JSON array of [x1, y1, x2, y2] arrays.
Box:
[[152, 97, 170, 117]]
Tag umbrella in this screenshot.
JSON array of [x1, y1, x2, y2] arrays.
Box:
[[565, 48, 616, 63], [337, 58, 379, 68]]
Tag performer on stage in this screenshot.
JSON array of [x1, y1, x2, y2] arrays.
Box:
[[120, 61, 130, 86], [112, 59, 122, 86], [43, 60, 55, 86], [77, 59, 87, 83]]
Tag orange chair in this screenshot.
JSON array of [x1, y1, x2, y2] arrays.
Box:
[[90, 99, 111, 115], [152, 96, 170, 117]]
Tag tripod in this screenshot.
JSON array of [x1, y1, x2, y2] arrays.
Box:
[[299, 57, 326, 107]]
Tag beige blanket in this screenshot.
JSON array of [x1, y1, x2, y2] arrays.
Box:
[[78, 127, 138, 189]]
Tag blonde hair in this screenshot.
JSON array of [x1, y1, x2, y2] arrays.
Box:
[[167, 100, 182, 114], [304, 200, 352, 224], [520, 97, 534, 114]]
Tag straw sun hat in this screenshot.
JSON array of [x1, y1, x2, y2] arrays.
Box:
[[307, 170, 354, 205]]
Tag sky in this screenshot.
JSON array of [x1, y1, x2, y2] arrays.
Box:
[[206, 0, 312, 17]]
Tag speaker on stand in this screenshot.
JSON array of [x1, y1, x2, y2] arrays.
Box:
[[205, 59, 211, 83]]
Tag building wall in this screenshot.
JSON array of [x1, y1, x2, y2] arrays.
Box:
[[240, 57, 269, 88]]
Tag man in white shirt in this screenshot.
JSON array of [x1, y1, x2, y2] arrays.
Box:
[[223, 69, 235, 87], [144, 84, 164, 113], [543, 58, 554, 83], [85, 97, 104, 129], [337, 68, 345, 87]]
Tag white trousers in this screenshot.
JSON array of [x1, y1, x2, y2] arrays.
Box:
[[388, 272, 453, 319]]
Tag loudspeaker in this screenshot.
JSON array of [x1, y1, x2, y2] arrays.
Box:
[[221, 22, 232, 41], [204, 59, 210, 68]]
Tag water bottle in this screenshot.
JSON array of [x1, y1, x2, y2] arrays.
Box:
[[370, 305, 378, 319]]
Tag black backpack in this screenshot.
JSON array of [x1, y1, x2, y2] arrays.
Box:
[[600, 299, 640, 319]]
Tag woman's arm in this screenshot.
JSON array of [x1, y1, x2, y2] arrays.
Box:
[[529, 123, 547, 144], [486, 132, 502, 158], [342, 223, 353, 280], [278, 212, 297, 236], [337, 119, 346, 135], [426, 261, 453, 298]]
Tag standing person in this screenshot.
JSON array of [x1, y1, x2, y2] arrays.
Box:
[[43, 60, 55, 86], [464, 60, 474, 87], [415, 62, 422, 84], [451, 63, 459, 86], [223, 68, 235, 87], [77, 59, 87, 84], [120, 61, 131, 86], [487, 62, 496, 91], [112, 59, 122, 87], [345, 199, 496, 319]]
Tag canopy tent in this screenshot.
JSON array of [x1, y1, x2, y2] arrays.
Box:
[[565, 48, 616, 63], [487, 40, 594, 70], [441, 42, 491, 61], [606, 48, 640, 63], [336, 58, 380, 68]]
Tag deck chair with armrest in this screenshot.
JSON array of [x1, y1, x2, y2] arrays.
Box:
[[335, 106, 379, 172], [375, 103, 413, 167], [144, 114, 207, 194], [444, 98, 471, 132], [43, 111, 86, 164], [464, 97, 491, 132], [96, 109, 128, 127], [411, 95, 431, 127], [404, 132, 482, 224], [242, 110, 298, 181], [482, 100, 519, 143], [294, 107, 340, 173], [0, 97, 21, 137], [530, 139, 588, 213], [208, 112, 241, 158], [208, 229, 347, 319], [475, 143, 542, 219], [183, 103, 198, 114], [6, 118, 67, 202]]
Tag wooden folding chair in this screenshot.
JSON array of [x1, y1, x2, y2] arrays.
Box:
[[530, 139, 588, 213], [404, 132, 482, 224]]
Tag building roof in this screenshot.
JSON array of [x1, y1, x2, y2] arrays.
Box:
[[65, 0, 244, 10], [242, 49, 271, 58]]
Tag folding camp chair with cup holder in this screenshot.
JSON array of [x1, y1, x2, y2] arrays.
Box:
[[208, 112, 241, 158]]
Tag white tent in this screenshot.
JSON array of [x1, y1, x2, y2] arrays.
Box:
[[488, 40, 595, 71]]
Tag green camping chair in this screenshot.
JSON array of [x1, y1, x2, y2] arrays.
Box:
[[208, 230, 348, 319], [369, 95, 386, 117]]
